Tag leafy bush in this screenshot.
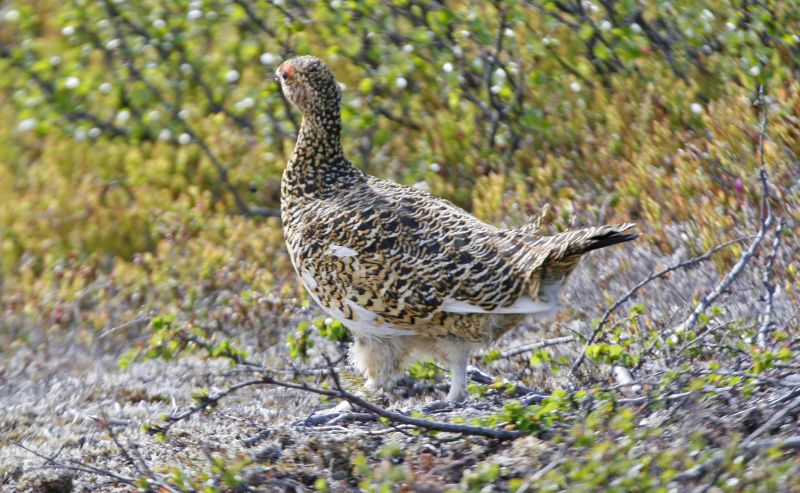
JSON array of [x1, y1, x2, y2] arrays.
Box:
[[1, 1, 799, 491]]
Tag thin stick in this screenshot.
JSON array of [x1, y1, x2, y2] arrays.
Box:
[[154, 371, 523, 440], [496, 336, 576, 359], [680, 85, 773, 334], [571, 236, 752, 373], [742, 394, 800, 445], [757, 217, 783, 347], [674, 436, 800, 482], [12, 442, 182, 493]]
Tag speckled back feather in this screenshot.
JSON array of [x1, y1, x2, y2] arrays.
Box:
[[278, 56, 638, 343]]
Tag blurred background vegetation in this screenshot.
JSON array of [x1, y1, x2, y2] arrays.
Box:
[[1, 1, 800, 490], [1, 0, 798, 349]]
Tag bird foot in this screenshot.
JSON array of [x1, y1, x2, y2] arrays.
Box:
[[298, 400, 354, 425], [364, 378, 405, 402], [421, 399, 467, 413]]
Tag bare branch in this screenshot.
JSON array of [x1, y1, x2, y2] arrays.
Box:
[[495, 336, 576, 359], [572, 235, 753, 373], [680, 85, 774, 334], [742, 394, 800, 445], [270, 372, 525, 440], [12, 442, 182, 493], [99, 0, 279, 219], [673, 436, 800, 482], [152, 366, 524, 441], [757, 217, 783, 347]]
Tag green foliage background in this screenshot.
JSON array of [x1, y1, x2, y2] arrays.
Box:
[[1, 0, 799, 490], [1, 0, 798, 344]]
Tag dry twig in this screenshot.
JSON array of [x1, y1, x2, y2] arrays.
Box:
[[673, 435, 800, 482], [495, 336, 576, 359], [572, 236, 752, 373], [757, 217, 784, 348], [151, 366, 524, 440], [680, 84, 774, 333]]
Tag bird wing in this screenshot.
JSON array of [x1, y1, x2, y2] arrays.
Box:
[[291, 178, 551, 336]]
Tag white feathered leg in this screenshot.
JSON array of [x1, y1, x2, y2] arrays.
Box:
[[349, 335, 408, 395], [435, 338, 473, 402]]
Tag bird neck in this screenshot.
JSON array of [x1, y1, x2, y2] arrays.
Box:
[[298, 109, 343, 153], [283, 109, 361, 196]]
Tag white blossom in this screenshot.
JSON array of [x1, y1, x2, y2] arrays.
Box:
[[74, 128, 87, 141], [700, 9, 715, 21], [180, 63, 193, 74], [187, 9, 203, 20], [4, 9, 20, 21], [428, 162, 440, 173], [395, 76, 407, 89], [234, 97, 255, 110], [65, 76, 80, 89], [493, 67, 506, 82], [403, 44, 414, 53], [690, 102, 703, 114], [49, 55, 62, 66], [158, 129, 172, 141], [749, 65, 761, 76], [105, 38, 121, 50], [99, 82, 112, 94], [88, 127, 101, 138], [600, 20, 612, 31], [178, 133, 192, 145], [61, 25, 75, 36], [442, 62, 453, 73], [260, 52, 278, 66], [630, 23, 642, 34], [152, 19, 166, 29], [411, 181, 430, 192], [116, 109, 131, 123], [570, 81, 582, 93], [726, 22, 736, 31], [16, 118, 37, 133], [225, 69, 240, 83]]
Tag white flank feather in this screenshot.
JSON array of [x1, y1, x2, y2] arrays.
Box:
[[440, 295, 556, 315], [330, 244, 358, 257]]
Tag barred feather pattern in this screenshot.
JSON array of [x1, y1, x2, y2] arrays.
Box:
[[278, 56, 638, 346]]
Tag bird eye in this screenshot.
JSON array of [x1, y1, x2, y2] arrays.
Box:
[[281, 70, 290, 81]]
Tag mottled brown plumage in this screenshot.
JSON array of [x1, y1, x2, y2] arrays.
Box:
[[278, 56, 638, 401]]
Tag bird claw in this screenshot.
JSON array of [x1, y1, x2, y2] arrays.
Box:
[[421, 399, 466, 413]]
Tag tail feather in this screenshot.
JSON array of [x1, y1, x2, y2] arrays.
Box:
[[566, 223, 640, 256], [514, 222, 639, 300]]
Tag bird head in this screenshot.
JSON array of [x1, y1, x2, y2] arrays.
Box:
[[276, 56, 341, 118]]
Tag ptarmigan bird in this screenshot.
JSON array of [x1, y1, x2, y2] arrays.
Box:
[[277, 56, 637, 402]]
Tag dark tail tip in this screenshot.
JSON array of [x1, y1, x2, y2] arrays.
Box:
[[579, 224, 640, 254]]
